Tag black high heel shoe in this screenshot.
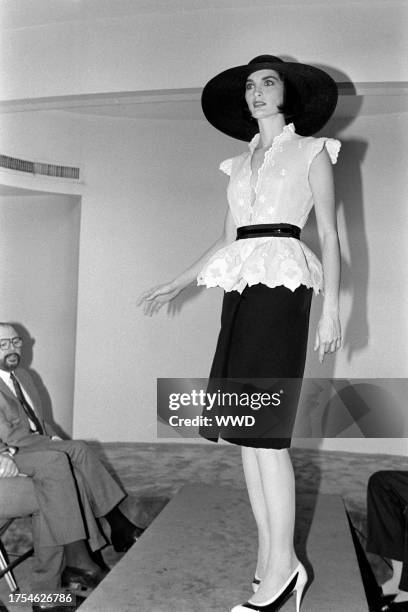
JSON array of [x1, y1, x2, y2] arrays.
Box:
[[231, 563, 307, 612], [111, 525, 145, 552]]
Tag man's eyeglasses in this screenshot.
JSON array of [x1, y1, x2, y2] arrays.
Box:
[[0, 337, 23, 351]]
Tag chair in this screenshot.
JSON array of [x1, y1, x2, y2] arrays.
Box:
[[0, 475, 36, 592]]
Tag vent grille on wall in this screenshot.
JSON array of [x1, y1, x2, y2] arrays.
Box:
[[0, 154, 80, 180]]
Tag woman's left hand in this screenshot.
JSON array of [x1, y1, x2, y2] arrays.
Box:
[[314, 313, 342, 363]]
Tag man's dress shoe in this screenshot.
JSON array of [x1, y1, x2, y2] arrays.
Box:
[[62, 565, 108, 595], [111, 525, 145, 552]]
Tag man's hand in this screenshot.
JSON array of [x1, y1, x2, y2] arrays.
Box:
[[0, 454, 19, 478]]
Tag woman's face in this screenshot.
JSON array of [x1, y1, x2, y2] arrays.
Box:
[[245, 69, 284, 120]]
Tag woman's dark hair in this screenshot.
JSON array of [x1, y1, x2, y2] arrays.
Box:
[[277, 72, 304, 123], [242, 71, 304, 126]]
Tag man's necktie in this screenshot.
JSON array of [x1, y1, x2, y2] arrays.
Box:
[[9, 372, 44, 435]]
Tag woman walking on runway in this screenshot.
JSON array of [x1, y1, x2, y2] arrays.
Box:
[[138, 54, 342, 611]]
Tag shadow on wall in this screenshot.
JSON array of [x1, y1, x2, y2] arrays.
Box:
[[166, 283, 206, 317], [304, 64, 369, 374], [295, 379, 408, 439], [8, 321, 69, 439]]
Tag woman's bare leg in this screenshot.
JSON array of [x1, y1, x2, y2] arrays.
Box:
[[241, 446, 270, 579], [249, 448, 299, 604]]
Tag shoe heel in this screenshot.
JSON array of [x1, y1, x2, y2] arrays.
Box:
[[295, 587, 303, 612], [294, 564, 307, 612]]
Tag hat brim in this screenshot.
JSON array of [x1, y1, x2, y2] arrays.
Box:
[[201, 60, 338, 140]]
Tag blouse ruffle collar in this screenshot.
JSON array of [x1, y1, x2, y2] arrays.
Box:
[[248, 122, 296, 153]]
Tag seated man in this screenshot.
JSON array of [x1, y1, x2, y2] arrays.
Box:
[[367, 470, 408, 611], [0, 323, 143, 611]]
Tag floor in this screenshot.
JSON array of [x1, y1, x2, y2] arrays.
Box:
[[0, 442, 407, 610], [80, 487, 367, 612]]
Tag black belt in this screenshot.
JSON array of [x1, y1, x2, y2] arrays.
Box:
[[236, 223, 301, 240]]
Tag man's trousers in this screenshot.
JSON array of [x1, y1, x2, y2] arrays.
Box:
[[367, 470, 408, 591], [13, 438, 125, 592], [0, 473, 66, 594]]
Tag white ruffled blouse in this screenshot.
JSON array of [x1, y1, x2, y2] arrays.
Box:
[[197, 123, 340, 294]]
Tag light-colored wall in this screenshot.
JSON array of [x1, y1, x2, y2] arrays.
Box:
[[0, 110, 83, 168], [1, 105, 407, 453], [0, 193, 81, 435], [1, 1, 407, 100]]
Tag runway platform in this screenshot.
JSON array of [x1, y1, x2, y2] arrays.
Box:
[[79, 485, 367, 612]]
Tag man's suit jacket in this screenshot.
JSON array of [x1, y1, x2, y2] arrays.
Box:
[[0, 368, 57, 451]]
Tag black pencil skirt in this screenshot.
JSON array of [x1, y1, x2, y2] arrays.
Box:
[[200, 283, 313, 449]]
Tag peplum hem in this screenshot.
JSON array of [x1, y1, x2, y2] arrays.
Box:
[[197, 237, 323, 295]]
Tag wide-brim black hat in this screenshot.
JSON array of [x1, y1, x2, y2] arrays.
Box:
[[201, 55, 338, 140]]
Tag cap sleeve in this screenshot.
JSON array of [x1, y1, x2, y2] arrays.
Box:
[[309, 137, 341, 165], [219, 158, 233, 176]]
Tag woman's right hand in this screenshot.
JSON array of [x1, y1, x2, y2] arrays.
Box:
[[136, 280, 184, 316]]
